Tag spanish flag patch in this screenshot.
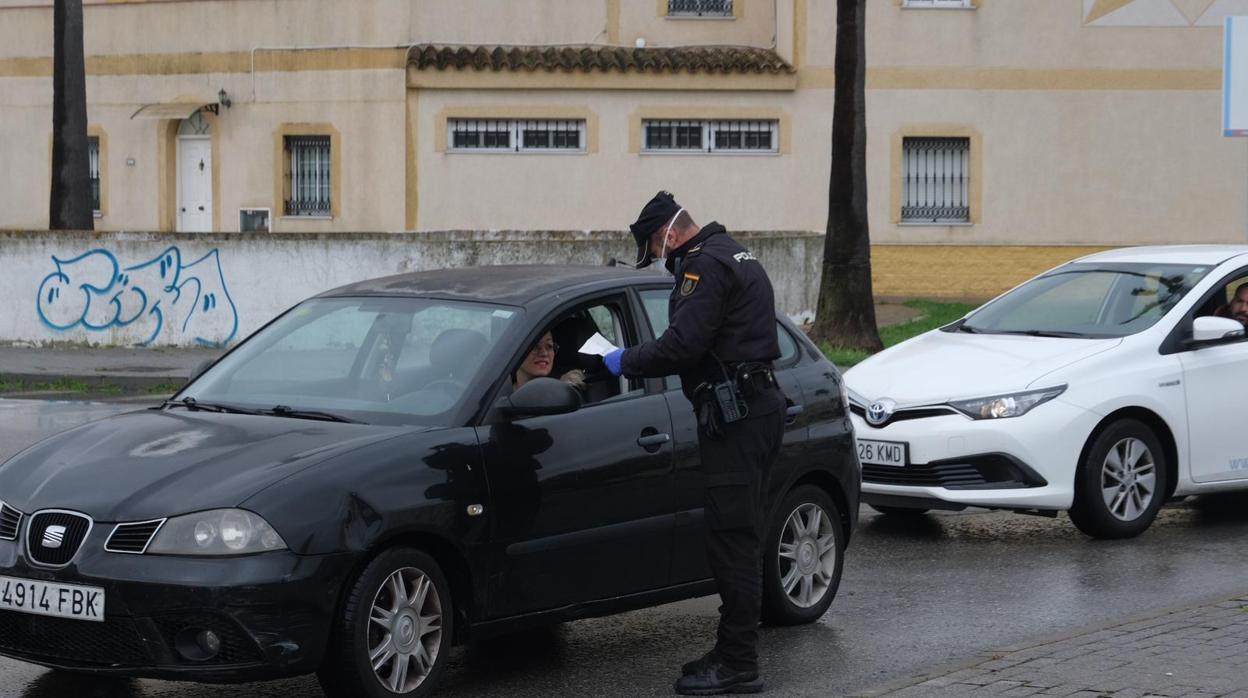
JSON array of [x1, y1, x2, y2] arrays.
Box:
[[680, 272, 701, 296]]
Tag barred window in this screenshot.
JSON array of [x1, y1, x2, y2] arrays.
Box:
[[449, 119, 585, 153], [644, 120, 703, 152], [902, 0, 974, 8], [87, 136, 100, 214], [709, 121, 776, 152], [669, 0, 734, 17], [284, 135, 332, 217], [642, 119, 778, 154], [450, 119, 513, 151], [902, 137, 970, 223]]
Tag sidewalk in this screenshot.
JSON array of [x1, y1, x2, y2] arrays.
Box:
[[859, 592, 1248, 698]]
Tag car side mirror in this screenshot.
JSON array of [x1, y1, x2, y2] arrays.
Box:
[[189, 359, 215, 383], [496, 377, 582, 419], [1191, 316, 1245, 346]]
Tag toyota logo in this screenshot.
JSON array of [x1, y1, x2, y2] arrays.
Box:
[[866, 399, 896, 426]]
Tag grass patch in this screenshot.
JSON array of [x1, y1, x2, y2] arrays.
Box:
[[144, 382, 185, 395], [820, 299, 979, 368], [0, 378, 121, 395]]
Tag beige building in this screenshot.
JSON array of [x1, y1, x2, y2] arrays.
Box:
[[3, 0, 1248, 297]]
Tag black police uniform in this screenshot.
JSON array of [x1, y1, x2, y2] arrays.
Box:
[[620, 222, 784, 677]]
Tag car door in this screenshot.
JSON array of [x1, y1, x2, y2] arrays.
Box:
[[1178, 269, 1248, 483], [633, 286, 809, 585], [477, 293, 677, 618]]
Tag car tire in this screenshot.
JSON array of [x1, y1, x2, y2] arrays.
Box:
[[1068, 419, 1168, 540], [761, 485, 845, 626], [318, 547, 454, 698], [868, 504, 930, 517]]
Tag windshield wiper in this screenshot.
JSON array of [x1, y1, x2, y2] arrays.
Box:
[[262, 405, 361, 424], [162, 396, 260, 415], [995, 330, 1090, 338], [942, 319, 980, 333]]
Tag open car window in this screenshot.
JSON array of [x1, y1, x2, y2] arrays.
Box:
[[181, 297, 520, 426], [510, 298, 638, 406]]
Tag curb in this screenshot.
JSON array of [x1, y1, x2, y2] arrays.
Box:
[[851, 587, 1248, 697]]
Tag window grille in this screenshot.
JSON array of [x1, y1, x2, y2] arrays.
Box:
[[669, 0, 734, 17], [642, 119, 778, 154], [519, 120, 584, 151], [87, 136, 100, 214], [644, 120, 704, 151], [902, 137, 970, 223], [902, 0, 974, 8], [709, 120, 776, 152], [449, 119, 586, 152], [285, 135, 331, 217], [450, 119, 513, 151]]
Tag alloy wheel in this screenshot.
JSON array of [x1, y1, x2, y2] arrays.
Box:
[[777, 502, 838, 608], [368, 567, 443, 694], [1100, 436, 1156, 522]]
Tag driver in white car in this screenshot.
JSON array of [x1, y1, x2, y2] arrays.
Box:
[[1221, 283, 1248, 328]]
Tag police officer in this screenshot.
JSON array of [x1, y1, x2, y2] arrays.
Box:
[[602, 191, 784, 695]]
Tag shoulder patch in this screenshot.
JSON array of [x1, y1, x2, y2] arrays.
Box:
[[679, 272, 701, 297], [732, 251, 757, 263]]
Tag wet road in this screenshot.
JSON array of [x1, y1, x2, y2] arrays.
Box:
[[3, 398, 1248, 697]]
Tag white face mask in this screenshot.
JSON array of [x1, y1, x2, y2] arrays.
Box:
[[653, 207, 683, 275]]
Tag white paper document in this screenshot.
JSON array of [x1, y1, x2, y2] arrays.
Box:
[[578, 332, 620, 357]]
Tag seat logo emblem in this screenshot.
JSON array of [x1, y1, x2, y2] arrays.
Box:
[[42, 525, 66, 549], [866, 399, 896, 426]]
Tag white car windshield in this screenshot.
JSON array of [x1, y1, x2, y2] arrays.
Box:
[[955, 262, 1211, 339], [178, 297, 520, 426]]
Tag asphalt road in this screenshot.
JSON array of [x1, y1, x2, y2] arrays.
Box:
[[3, 398, 1248, 697]]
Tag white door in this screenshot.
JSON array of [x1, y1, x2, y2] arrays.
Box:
[[1179, 339, 1248, 482], [177, 137, 212, 232]]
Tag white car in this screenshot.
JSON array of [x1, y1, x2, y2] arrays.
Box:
[[845, 245, 1248, 539]]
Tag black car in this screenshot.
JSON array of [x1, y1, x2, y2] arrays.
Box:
[[0, 266, 859, 697]]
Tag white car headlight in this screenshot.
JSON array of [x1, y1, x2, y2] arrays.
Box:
[[147, 509, 287, 556], [948, 385, 1066, 420]]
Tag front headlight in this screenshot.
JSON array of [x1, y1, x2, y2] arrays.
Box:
[[147, 509, 287, 556], [948, 385, 1066, 420]]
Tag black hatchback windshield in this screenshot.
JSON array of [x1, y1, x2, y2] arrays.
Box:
[[956, 262, 1212, 339], [179, 297, 521, 426]]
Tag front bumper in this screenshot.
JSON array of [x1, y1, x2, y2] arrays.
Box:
[[0, 537, 354, 682], [851, 399, 1099, 511]]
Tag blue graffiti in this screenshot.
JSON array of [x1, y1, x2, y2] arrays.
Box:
[[36, 247, 239, 347]]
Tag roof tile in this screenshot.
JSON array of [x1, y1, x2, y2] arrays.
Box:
[[410, 44, 793, 75]]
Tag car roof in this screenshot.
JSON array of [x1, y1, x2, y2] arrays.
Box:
[[1070, 245, 1248, 266], [316, 264, 662, 305]]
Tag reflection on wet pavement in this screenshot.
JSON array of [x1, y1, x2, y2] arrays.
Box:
[[3, 401, 1248, 697]]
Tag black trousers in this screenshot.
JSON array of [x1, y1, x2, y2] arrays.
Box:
[[696, 387, 785, 673]]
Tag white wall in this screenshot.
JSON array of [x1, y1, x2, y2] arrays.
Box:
[[0, 230, 823, 347]]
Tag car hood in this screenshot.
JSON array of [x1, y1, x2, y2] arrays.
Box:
[[845, 330, 1121, 405], [0, 408, 418, 521]]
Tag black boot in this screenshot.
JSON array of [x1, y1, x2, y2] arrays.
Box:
[[681, 649, 718, 675], [673, 661, 764, 695]]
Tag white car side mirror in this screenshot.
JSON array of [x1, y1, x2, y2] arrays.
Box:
[[1192, 315, 1245, 343]]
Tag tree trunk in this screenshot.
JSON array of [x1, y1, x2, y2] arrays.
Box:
[[49, 0, 94, 231], [809, 0, 881, 352]]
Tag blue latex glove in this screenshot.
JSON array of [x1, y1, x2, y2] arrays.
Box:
[[603, 348, 625, 376]]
